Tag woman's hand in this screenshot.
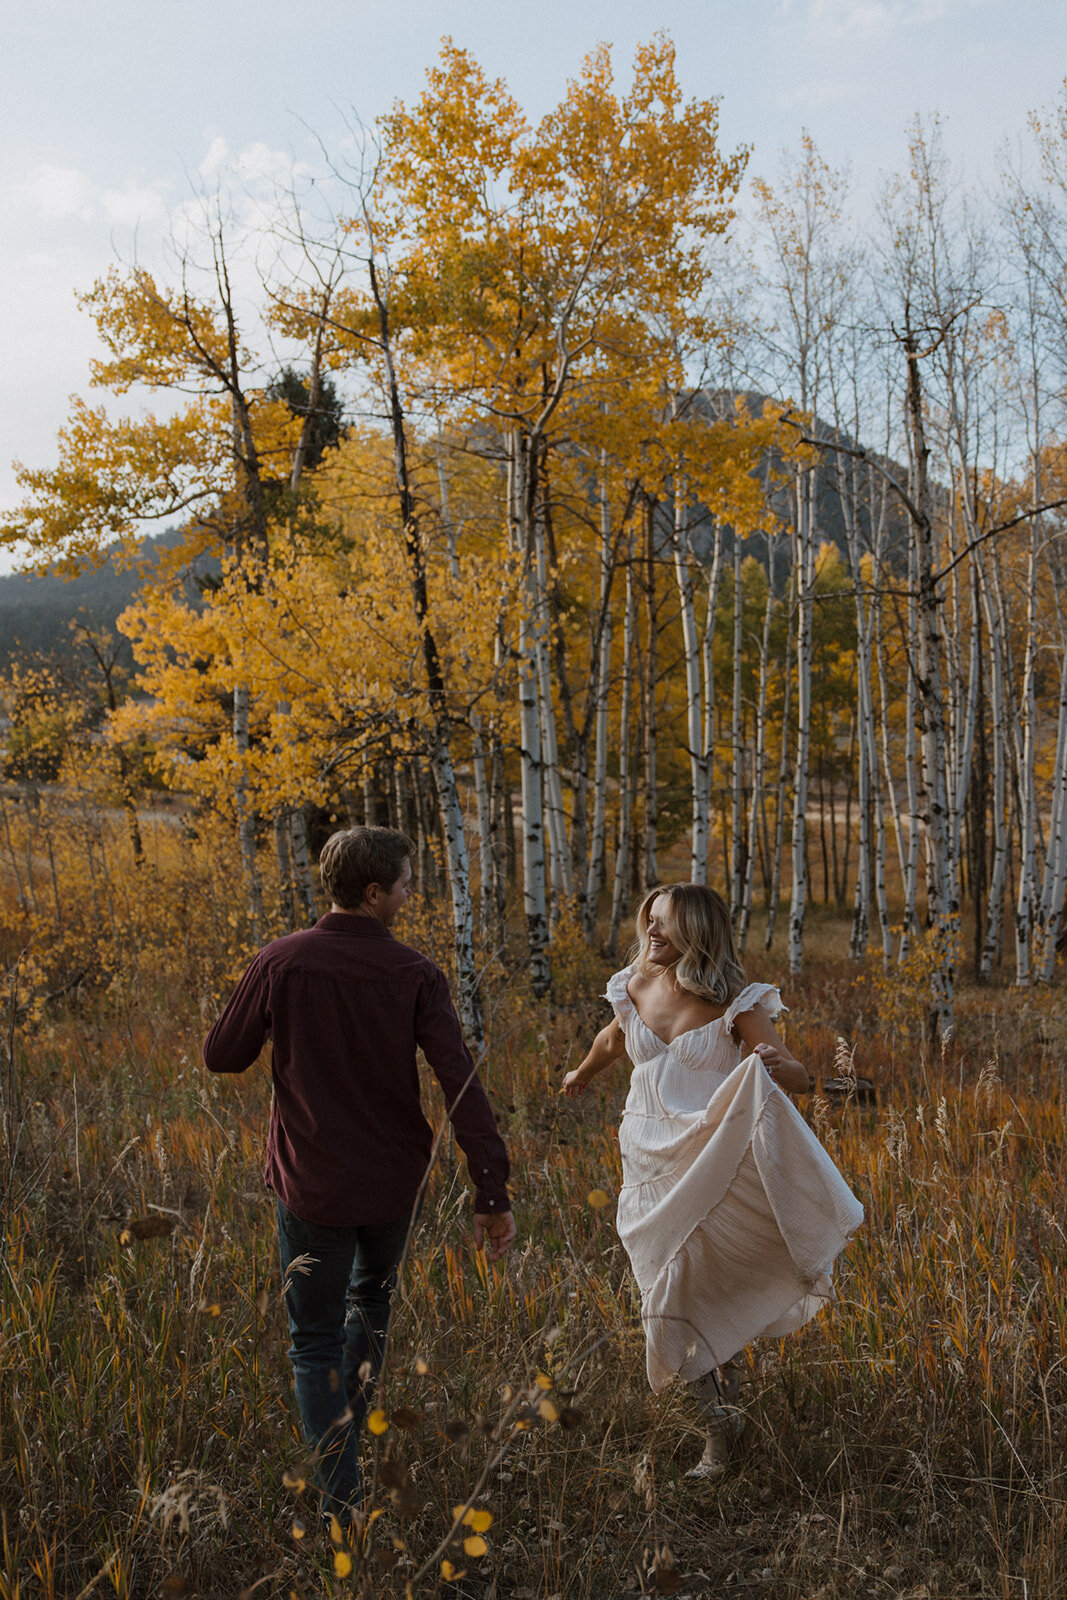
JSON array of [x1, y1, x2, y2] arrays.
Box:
[[560, 1018, 626, 1098], [752, 1040, 813, 1095]]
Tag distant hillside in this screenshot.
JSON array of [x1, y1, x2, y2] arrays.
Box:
[[0, 399, 910, 672], [0, 529, 213, 670]]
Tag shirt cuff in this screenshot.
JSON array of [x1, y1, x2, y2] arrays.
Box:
[[473, 1180, 511, 1214]]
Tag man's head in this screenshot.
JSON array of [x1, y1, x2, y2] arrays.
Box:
[[318, 827, 415, 925]]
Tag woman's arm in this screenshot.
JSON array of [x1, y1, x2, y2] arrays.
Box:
[[732, 1008, 813, 1095], [561, 1018, 627, 1097]]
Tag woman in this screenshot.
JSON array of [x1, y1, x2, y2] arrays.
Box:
[[563, 884, 864, 1476]]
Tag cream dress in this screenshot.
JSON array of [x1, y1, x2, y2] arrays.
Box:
[[607, 967, 864, 1392]]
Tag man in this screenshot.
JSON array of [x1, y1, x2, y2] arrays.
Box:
[[202, 826, 516, 1521]]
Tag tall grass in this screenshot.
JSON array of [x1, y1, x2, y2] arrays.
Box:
[[0, 798, 1064, 1598]]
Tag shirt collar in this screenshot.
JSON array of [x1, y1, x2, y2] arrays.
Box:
[[315, 912, 394, 938]]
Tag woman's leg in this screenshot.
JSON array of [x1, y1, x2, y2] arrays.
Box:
[[686, 1359, 744, 1478]]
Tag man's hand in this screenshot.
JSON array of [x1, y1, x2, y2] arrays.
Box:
[[474, 1209, 517, 1261]]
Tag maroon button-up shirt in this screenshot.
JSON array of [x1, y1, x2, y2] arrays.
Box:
[[202, 913, 510, 1226]]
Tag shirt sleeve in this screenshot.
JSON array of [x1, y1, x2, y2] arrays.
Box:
[[202, 953, 271, 1074], [414, 965, 511, 1215]]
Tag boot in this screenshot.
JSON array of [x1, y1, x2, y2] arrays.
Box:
[[685, 1361, 743, 1480]]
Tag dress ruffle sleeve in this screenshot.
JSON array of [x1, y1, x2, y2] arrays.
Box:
[[722, 982, 787, 1035], [604, 966, 636, 1027]]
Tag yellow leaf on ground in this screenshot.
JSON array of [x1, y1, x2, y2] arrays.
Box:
[[463, 1535, 489, 1558], [467, 1509, 493, 1532], [587, 1189, 611, 1209], [333, 1550, 352, 1577], [367, 1408, 389, 1435]]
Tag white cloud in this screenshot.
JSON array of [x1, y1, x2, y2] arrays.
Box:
[[101, 185, 169, 229], [776, 0, 984, 37], [21, 163, 169, 231], [198, 136, 230, 181], [777, 79, 864, 111], [22, 163, 97, 221]]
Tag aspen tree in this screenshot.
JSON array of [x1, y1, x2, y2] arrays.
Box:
[[381, 37, 746, 975], [754, 137, 850, 975]]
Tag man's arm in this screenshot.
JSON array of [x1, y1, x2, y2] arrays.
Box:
[[414, 967, 512, 1225], [202, 954, 270, 1074]]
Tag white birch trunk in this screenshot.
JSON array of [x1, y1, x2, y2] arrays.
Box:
[[899, 561, 921, 964], [536, 596, 574, 909], [977, 551, 1010, 982], [609, 558, 636, 957], [765, 558, 794, 953], [233, 681, 263, 940], [730, 534, 746, 922], [518, 607, 549, 991], [788, 468, 814, 977], [288, 806, 318, 924], [1014, 517, 1039, 984], [702, 525, 725, 879], [470, 713, 494, 937], [1037, 628, 1067, 980], [738, 582, 773, 953], [510, 433, 550, 993], [429, 737, 483, 1048], [642, 505, 659, 889], [671, 487, 709, 884], [584, 476, 615, 934]]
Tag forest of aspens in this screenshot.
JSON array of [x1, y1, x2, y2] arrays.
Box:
[[0, 36, 1065, 1600]]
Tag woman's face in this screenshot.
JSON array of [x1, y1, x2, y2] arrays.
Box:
[[645, 894, 682, 968]]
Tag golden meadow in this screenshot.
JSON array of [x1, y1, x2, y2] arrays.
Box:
[[0, 799, 1064, 1600]]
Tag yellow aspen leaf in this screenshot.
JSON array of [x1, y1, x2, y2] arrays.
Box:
[[333, 1551, 352, 1578], [587, 1189, 611, 1209], [198, 1299, 221, 1317], [367, 1408, 389, 1435], [467, 1509, 493, 1533], [535, 1372, 554, 1390], [281, 1469, 306, 1492], [328, 1514, 343, 1546], [441, 1560, 467, 1581], [538, 1398, 560, 1422], [291, 1519, 306, 1541], [463, 1535, 488, 1558], [415, 1356, 430, 1375]]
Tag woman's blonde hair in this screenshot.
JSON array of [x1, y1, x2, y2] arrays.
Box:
[[632, 883, 747, 1004]]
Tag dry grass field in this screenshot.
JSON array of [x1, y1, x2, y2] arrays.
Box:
[[0, 803, 1064, 1600]]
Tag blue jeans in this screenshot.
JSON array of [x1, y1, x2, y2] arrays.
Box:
[[277, 1201, 411, 1517]]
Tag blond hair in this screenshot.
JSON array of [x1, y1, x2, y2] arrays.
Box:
[[632, 883, 747, 1004]]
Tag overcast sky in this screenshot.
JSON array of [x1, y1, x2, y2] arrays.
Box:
[[2, 0, 1065, 569]]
